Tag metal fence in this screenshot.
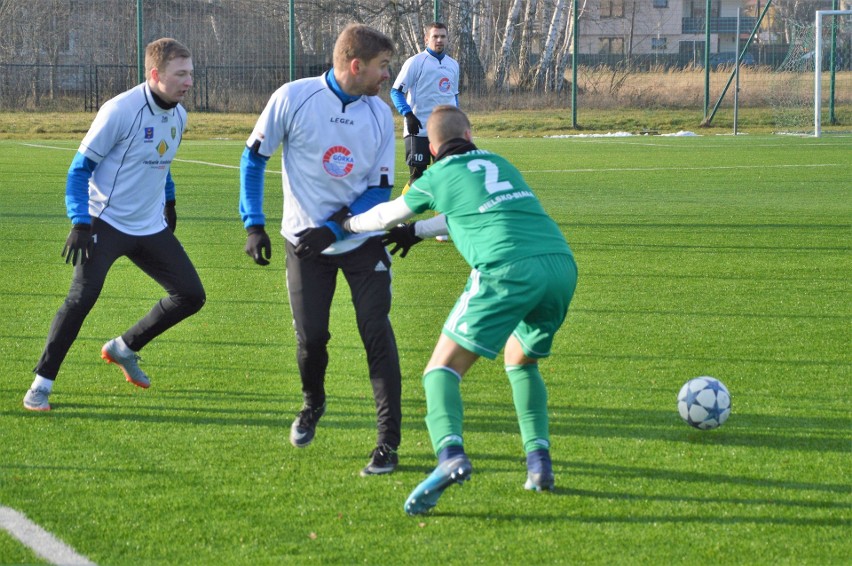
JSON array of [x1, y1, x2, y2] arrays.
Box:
[[0, 0, 849, 117]]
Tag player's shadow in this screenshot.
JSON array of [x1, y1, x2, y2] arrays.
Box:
[[459, 401, 849, 454]]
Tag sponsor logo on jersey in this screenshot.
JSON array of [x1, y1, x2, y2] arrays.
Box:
[[156, 140, 169, 157], [322, 145, 355, 178], [438, 77, 451, 93], [144, 127, 154, 141]]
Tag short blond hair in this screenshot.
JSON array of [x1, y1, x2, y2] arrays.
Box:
[[427, 105, 471, 148], [333, 23, 394, 69], [145, 38, 192, 77]]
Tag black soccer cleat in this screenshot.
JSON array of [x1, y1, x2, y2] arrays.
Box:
[[361, 443, 399, 476], [289, 403, 326, 448]]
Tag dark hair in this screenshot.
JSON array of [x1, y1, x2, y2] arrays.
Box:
[[426, 22, 448, 34], [333, 23, 394, 68]]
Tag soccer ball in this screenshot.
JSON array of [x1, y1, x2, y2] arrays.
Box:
[[677, 376, 731, 430]]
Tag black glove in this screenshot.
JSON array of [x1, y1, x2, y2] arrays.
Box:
[[294, 226, 337, 259], [328, 206, 351, 225], [245, 225, 272, 266], [62, 224, 94, 266], [404, 112, 422, 136], [382, 222, 422, 258], [165, 200, 177, 232]]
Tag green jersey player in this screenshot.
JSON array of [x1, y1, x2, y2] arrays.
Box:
[[344, 105, 577, 515]]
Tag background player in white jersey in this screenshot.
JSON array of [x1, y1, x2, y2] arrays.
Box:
[[239, 24, 403, 476], [390, 22, 460, 194], [343, 105, 578, 514], [24, 38, 206, 412]]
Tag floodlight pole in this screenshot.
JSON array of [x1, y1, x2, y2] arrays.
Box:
[[814, 8, 852, 136], [703, 0, 711, 120], [572, 0, 578, 128], [136, 0, 144, 84], [289, 0, 295, 82], [829, 0, 839, 125], [703, 0, 772, 127], [733, 8, 740, 135]]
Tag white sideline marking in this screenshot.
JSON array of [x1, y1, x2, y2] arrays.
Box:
[[18, 142, 842, 176], [19, 143, 279, 173], [521, 163, 839, 174], [0, 506, 97, 566]]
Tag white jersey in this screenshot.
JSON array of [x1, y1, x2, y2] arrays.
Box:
[[78, 83, 185, 235], [392, 50, 460, 137], [246, 74, 395, 254]]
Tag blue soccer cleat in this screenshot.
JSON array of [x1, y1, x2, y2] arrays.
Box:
[[404, 455, 472, 515]]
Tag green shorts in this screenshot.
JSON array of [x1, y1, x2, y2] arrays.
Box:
[[442, 253, 577, 360]]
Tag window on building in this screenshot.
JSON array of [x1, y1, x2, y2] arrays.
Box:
[[686, 0, 719, 18], [653, 0, 668, 8], [651, 37, 668, 51], [601, 0, 624, 19], [599, 37, 624, 55]]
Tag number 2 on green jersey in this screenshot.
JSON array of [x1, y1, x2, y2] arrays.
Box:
[[467, 159, 513, 194]]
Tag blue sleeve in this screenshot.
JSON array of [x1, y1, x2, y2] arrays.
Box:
[[65, 152, 97, 225], [390, 88, 412, 116], [323, 186, 391, 242], [165, 171, 175, 202], [349, 187, 392, 215], [239, 145, 269, 228], [455, 95, 459, 107]]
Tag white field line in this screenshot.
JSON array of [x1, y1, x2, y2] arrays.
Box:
[[18, 142, 843, 176], [520, 163, 840, 174], [0, 506, 97, 565], [19, 143, 280, 174]]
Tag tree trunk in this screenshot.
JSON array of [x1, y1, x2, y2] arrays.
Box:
[[494, 0, 524, 90], [517, 0, 539, 87], [534, 0, 565, 92], [456, 0, 488, 95]]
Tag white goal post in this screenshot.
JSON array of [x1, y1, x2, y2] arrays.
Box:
[[814, 9, 852, 137]]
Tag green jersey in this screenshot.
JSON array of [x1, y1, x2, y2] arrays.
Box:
[[404, 149, 572, 271]]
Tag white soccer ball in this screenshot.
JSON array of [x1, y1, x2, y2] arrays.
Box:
[[677, 376, 731, 430]]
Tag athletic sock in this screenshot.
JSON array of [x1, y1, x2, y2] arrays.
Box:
[[506, 364, 551, 454], [422, 367, 464, 456], [31, 374, 54, 392], [437, 445, 466, 465]]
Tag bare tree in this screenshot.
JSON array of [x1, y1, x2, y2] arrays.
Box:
[[533, 0, 566, 91], [455, 0, 488, 94], [494, 0, 524, 90], [554, 0, 589, 93], [517, 0, 540, 87]]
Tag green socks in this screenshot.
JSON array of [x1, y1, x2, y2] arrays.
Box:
[[506, 364, 551, 454], [423, 364, 550, 457], [423, 367, 464, 455]]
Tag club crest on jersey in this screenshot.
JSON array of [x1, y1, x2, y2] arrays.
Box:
[[438, 77, 452, 93], [322, 145, 354, 178], [144, 127, 154, 141]]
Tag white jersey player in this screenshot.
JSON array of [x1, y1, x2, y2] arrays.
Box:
[[391, 22, 460, 189], [239, 24, 403, 477], [25, 38, 206, 412]]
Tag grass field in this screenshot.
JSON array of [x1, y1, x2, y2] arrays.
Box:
[[0, 130, 850, 564]]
